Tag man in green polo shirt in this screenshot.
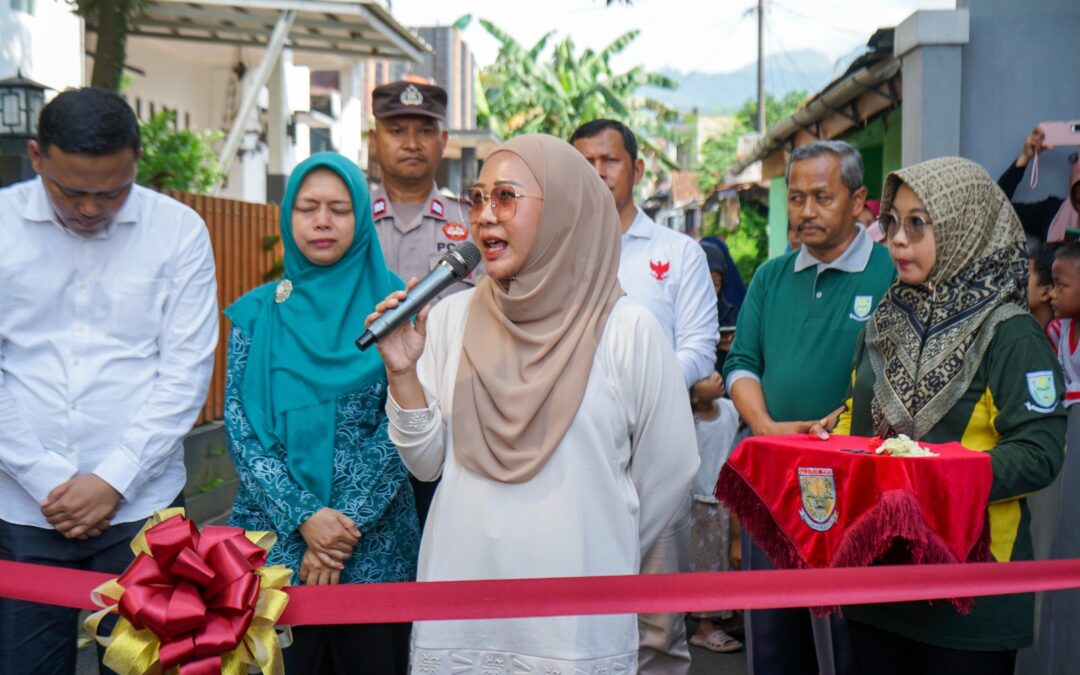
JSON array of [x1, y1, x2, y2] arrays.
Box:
[[724, 140, 895, 675]]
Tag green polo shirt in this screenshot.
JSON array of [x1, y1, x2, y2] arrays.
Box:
[[723, 228, 896, 422], [837, 314, 1067, 651]]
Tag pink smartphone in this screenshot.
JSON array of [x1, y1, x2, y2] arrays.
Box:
[[1038, 121, 1080, 147]]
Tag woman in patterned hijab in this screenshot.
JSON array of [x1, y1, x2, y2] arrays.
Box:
[[836, 156, 1067, 673]]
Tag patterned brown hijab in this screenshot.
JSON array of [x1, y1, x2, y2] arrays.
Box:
[[866, 157, 1028, 439], [452, 134, 624, 483]]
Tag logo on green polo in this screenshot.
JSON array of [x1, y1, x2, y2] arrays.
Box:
[[1026, 370, 1056, 413], [849, 295, 873, 321]]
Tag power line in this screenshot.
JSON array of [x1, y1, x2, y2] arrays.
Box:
[[657, 9, 752, 108], [770, 1, 871, 40]]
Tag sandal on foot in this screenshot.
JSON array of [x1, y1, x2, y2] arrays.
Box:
[[690, 628, 743, 653]]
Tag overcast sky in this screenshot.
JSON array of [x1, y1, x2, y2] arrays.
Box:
[[391, 0, 956, 75]]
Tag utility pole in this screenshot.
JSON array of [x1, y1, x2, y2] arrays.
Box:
[[757, 0, 766, 133]]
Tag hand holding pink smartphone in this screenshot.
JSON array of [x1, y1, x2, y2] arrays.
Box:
[[1038, 121, 1080, 148]]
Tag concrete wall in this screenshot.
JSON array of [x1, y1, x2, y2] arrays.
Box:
[[957, 0, 1080, 203], [0, 0, 83, 89]]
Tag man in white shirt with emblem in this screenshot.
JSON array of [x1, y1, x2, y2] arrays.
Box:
[[572, 119, 718, 675], [0, 88, 218, 674]]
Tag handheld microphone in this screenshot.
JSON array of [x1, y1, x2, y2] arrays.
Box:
[[356, 241, 482, 351]]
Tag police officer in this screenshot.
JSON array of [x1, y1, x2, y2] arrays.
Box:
[[368, 81, 476, 304], [369, 81, 475, 529]]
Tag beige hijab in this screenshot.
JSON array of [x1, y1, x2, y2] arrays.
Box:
[[866, 157, 1028, 439], [452, 134, 624, 483]]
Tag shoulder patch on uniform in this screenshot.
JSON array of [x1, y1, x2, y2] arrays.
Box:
[[443, 221, 468, 241], [1025, 370, 1057, 413], [430, 198, 445, 218], [372, 198, 387, 217]]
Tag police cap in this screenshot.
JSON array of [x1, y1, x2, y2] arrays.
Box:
[[372, 81, 447, 121]]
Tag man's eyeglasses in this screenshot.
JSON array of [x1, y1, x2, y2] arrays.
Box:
[[460, 186, 541, 224], [880, 212, 932, 243]]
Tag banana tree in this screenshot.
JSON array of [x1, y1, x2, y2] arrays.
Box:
[[476, 19, 680, 170]]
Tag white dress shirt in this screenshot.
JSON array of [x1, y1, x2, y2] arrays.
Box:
[[387, 290, 698, 673], [0, 178, 218, 528], [619, 208, 719, 387]]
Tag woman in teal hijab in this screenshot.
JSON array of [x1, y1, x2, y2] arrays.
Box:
[[224, 153, 418, 674]]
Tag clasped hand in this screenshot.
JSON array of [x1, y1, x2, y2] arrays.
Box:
[[298, 507, 361, 576], [40, 474, 120, 540]]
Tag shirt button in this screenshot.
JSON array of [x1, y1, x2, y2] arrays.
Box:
[[78, 282, 88, 290], [73, 359, 81, 366], [69, 403, 78, 411], [816, 291, 823, 299], [75, 325, 86, 334], [65, 446, 75, 453]]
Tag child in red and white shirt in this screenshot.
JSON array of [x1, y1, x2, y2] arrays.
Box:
[[1048, 242, 1080, 407]]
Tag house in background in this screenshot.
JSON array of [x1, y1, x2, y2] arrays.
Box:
[[0, 0, 427, 203], [731, 0, 1080, 258]]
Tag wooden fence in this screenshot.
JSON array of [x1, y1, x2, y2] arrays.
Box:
[[164, 191, 281, 426]]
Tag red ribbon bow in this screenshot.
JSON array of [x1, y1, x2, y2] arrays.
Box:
[[116, 515, 268, 674]]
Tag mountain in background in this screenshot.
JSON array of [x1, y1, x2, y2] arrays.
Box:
[[643, 49, 843, 113]]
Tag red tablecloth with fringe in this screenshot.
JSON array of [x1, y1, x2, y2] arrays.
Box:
[[716, 435, 994, 578]]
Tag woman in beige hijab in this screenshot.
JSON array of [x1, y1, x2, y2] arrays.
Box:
[[367, 134, 698, 672]]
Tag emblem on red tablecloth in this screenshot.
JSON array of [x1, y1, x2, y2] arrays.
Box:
[[798, 467, 838, 532]]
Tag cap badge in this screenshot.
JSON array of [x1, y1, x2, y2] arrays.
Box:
[[400, 84, 424, 106]]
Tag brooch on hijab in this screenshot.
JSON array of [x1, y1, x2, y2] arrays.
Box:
[[274, 279, 293, 304]]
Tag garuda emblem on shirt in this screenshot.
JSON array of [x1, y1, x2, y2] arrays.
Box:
[[798, 467, 838, 532], [649, 259, 670, 281]]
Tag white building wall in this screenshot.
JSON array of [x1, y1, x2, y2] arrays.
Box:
[[0, 0, 83, 90]]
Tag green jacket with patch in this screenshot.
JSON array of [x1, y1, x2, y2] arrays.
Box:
[[836, 314, 1067, 651]]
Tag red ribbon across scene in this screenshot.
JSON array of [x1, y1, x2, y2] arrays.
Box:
[[2, 558, 1080, 625]]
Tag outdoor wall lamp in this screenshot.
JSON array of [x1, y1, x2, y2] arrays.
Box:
[[0, 71, 47, 139]]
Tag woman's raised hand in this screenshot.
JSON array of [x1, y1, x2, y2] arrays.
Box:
[[366, 277, 431, 376]]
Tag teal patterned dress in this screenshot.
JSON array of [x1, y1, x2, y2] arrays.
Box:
[[225, 326, 419, 584]]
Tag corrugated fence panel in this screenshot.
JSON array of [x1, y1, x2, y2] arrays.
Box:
[[165, 190, 280, 426]]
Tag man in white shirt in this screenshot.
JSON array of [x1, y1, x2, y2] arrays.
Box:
[[572, 119, 718, 675], [0, 88, 218, 674]]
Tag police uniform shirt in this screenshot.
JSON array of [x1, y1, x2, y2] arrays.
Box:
[[370, 183, 479, 302]]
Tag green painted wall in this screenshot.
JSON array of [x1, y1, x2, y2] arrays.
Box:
[[841, 108, 903, 198], [883, 108, 902, 180], [767, 177, 788, 259]]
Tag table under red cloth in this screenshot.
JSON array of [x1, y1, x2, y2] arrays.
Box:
[[716, 435, 993, 581]]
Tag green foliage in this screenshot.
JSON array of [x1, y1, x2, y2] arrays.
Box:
[[198, 476, 226, 494], [476, 20, 679, 169], [694, 91, 806, 280], [697, 90, 807, 192], [723, 201, 769, 285], [137, 111, 224, 194]]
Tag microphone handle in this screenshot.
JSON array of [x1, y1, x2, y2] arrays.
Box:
[[355, 261, 458, 351]]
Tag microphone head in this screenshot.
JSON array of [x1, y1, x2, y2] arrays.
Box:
[[443, 241, 482, 279]]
